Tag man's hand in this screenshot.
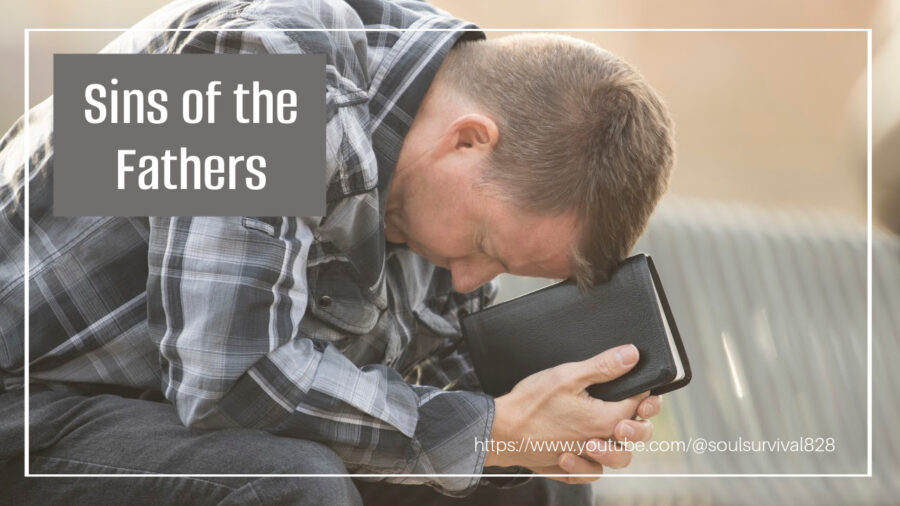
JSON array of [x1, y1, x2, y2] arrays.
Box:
[[484, 344, 663, 483]]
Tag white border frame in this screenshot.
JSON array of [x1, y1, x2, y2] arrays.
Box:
[[22, 27, 873, 480]]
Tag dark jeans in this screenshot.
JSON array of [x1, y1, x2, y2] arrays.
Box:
[[0, 385, 591, 506]]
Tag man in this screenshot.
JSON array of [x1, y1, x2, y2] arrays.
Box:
[[0, 0, 675, 504]]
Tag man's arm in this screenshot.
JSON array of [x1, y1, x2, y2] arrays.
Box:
[[126, 6, 501, 494], [147, 215, 494, 496], [399, 276, 664, 485]]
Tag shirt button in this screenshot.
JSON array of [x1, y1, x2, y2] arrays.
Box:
[[457, 308, 469, 319], [317, 295, 333, 308]]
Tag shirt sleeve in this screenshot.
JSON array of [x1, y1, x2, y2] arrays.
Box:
[[147, 215, 495, 496], [398, 278, 535, 487], [136, 13, 496, 496]]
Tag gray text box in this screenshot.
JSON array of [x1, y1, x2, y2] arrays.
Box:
[[53, 54, 325, 217]]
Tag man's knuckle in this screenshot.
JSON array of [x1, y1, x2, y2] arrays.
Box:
[[640, 399, 656, 418], [593, 356, 615, 379], [629, 420, 649, 441], [548, 366, 570, 385]]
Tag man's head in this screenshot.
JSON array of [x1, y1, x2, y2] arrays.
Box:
[[385, 33, 675, 293]]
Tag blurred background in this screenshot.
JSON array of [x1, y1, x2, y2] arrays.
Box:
[[2, 0, 898, 504]]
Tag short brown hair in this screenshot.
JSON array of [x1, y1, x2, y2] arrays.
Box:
[[440, 34, 676, 288]]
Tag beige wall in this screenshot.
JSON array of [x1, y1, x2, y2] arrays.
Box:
[[435, 0, 892, 231], [2, 0, 896, 232]]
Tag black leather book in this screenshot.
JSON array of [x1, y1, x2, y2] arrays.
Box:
[[461, 254, 691, 401]]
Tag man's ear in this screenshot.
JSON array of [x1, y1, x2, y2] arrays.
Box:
[[436, 113, 498, 157]]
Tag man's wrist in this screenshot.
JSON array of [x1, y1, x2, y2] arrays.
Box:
[[484, 394, 519, 468]]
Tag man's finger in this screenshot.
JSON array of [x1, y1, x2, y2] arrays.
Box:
[[571, 344, 639, 388], [558, 452, 605, 483], [589, 391, 650, 435], [614, 419, 653, 443], [636, 395, 662, 419], [583, 439, 633, 469]]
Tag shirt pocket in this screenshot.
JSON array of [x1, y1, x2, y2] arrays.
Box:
[[304, 260, 385, 336], [299, 262, 389, 366]]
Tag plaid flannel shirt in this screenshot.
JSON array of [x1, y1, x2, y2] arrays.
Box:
[[0, 0, 505, 495]]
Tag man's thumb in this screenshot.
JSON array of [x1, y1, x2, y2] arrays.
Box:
[[574, 344, 639, 386]]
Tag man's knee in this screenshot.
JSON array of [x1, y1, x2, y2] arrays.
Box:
[[228, 476, 362, 506], [196, 429, 350, 475], [25, 389, 363, 504], [216, 436, 361, 506]]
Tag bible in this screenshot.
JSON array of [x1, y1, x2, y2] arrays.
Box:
[[461, 254, 692, 401]]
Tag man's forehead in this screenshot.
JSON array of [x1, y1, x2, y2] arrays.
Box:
[[490, 211, 577, 278]]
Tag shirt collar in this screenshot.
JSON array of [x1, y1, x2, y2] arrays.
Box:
[[366, 16, 485, 208], [316, 13, 483, 290]]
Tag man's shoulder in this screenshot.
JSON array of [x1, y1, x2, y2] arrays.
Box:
[[107, 0, 369, 62], [104, 0, 461, 118], [109, 0, 455, 59], [124, 0, 367, 33]]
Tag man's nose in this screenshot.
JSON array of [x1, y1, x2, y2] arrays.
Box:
[[449, 259, 500, 294]]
